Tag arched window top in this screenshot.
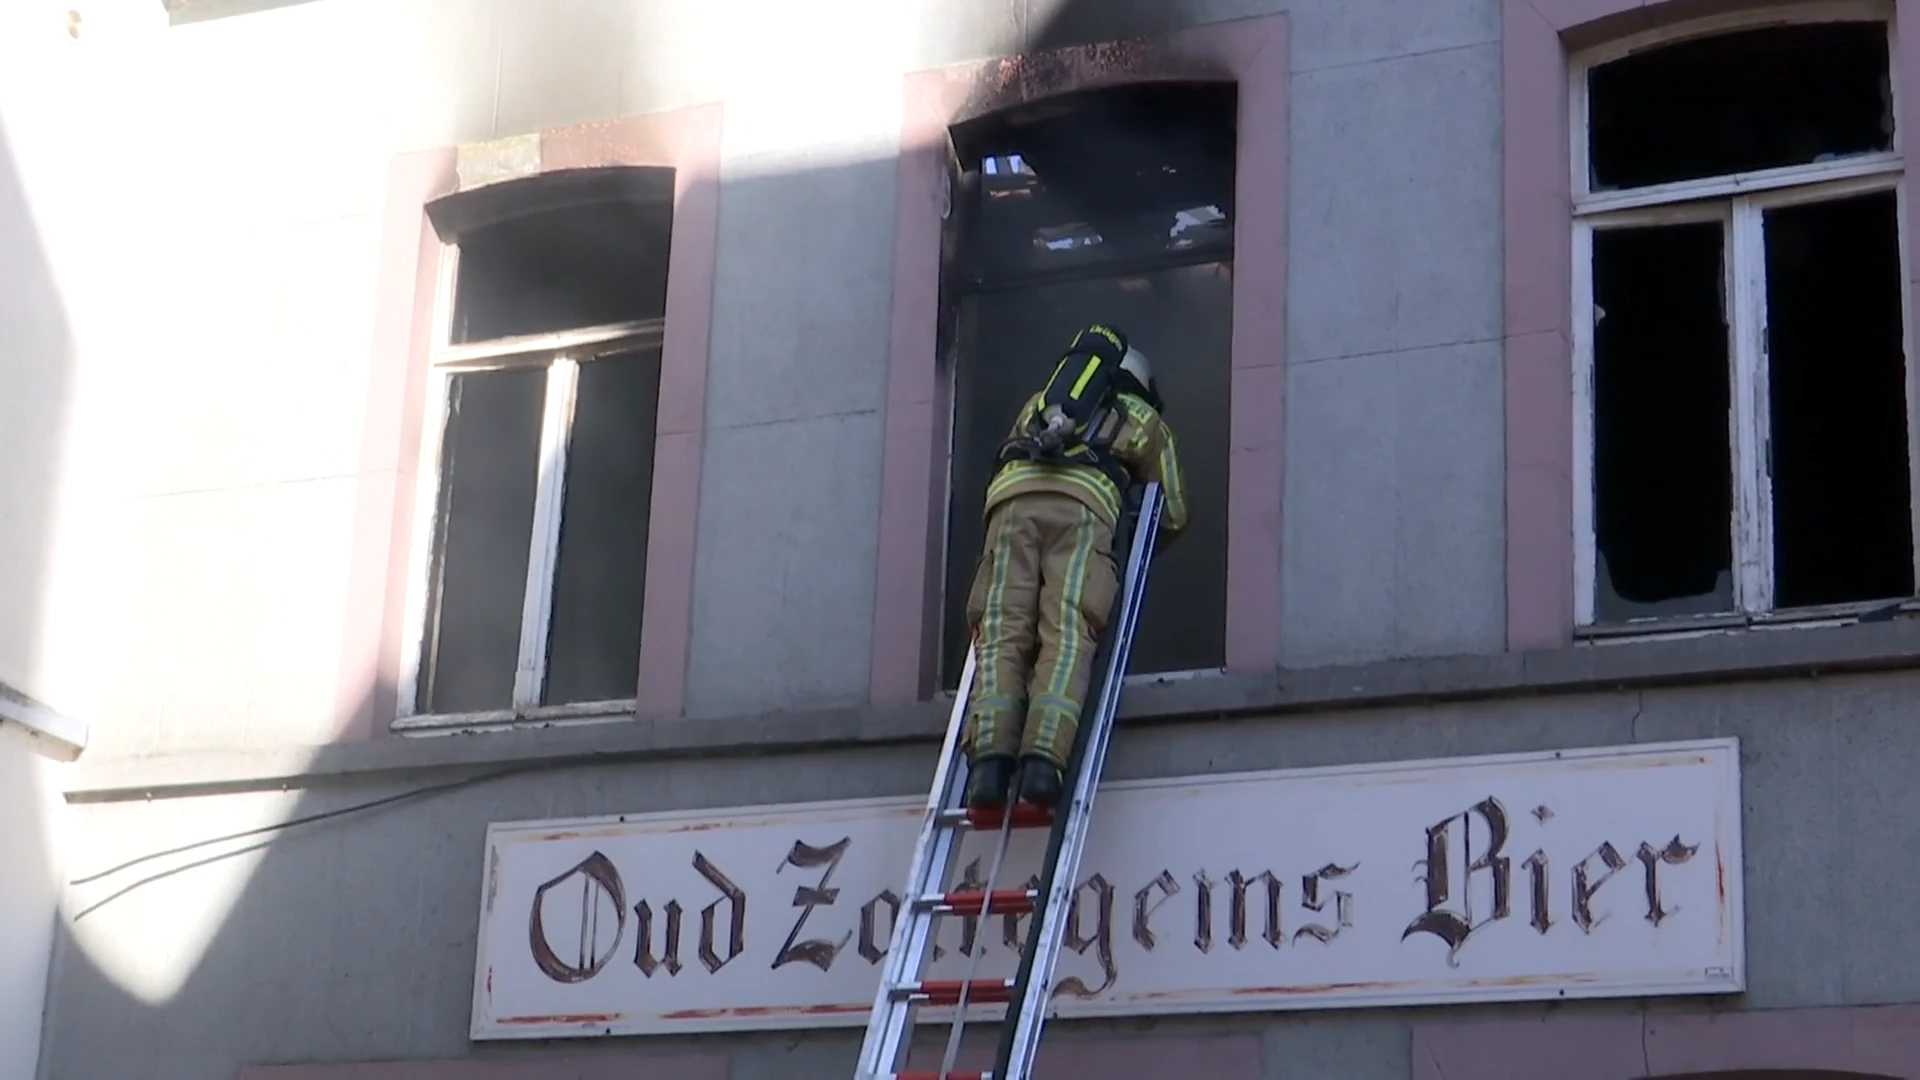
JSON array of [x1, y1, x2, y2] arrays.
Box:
[[425, 167, 675, 345], [425, 165, 674, 239]]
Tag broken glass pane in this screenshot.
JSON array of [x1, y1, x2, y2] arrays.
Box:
[[1590, 222, 1735, 621], [1588, 22, 1892, 191]]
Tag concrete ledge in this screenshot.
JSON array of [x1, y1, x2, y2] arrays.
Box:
[[0, 682, 88, 761], [65, 616, 1920, 800]]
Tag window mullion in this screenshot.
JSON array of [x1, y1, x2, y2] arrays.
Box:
[[513, 355, 581, 711], [1728, 199, 1775, 613], [399, 367, 455, 717], [1571, 222, 1599, 626], [1900, 184, 1920, 592]]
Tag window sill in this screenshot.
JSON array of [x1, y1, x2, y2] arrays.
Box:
[[64, 616, 1920, 800], [391, 699, 638, 736], [1575, 596, 1920, 644], [930, 666, 1229, 703]]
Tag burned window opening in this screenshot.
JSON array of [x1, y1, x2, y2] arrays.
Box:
[[940, 82, 1237, 689], [951, 82, 1237, 286], [1587, 21, 1893, 192]]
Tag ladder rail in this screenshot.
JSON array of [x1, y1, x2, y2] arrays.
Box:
[[992, 482, 1164, 1080], [855, 482, 1165, 1080], [854, 647, 978, 1075]]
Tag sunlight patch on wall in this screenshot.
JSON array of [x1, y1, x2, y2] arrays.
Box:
[[718, 0, 909, 165], [62, 787, 305, 1004]]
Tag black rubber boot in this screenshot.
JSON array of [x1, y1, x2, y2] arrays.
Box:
[[965, 755, 1016, 810], [1016, 755, 1066, 811]]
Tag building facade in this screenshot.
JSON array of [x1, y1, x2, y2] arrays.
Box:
[[4, 0, 1920, 1075]]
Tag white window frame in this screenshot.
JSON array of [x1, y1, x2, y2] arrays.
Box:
[[1569, 2, 1919, 634], [394, 244, 665, 729]]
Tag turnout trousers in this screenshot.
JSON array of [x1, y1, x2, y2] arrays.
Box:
[[963, 492, 1119, 768]]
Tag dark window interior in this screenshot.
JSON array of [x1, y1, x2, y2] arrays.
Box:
[[1591, 198, 1915, 622], [941, 82, 1237, 688], [1587, 21, 1892, 191], [543, 349, 663, 705], [1591, 223, 1735, 621], [954, 82, 1236, 286], [452, 197, 673, 344], [1764, 190, 1914, 608], [421, 368, 546, 714]]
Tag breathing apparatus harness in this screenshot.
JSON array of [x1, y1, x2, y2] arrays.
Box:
[[995, 324, 1162, 494]]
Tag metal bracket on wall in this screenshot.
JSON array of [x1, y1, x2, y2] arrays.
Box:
[[0, 682, 89, 760]]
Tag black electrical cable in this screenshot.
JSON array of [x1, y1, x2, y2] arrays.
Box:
[[69, 760, 551, 889]]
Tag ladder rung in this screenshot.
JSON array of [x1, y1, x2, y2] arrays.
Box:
[[941, 803, 1053, 830], [923, 888, 1037, 916], [899, 978, 1015, 1005]]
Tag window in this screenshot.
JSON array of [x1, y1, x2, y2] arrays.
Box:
[[939, 82, 1237, 688], [400, 173, 673, 720], [1572, 9, 1916, 630]]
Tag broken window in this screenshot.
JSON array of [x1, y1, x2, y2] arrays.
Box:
[[940, 82, 1237, 687], [408, 180, 671, 718], [1577, 16, 1913, 627], [1587, 21, 1893, 191]]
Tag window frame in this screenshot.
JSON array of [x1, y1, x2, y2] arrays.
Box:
[[394, 243, 666, 727], [1568, 2, 1920, 635]]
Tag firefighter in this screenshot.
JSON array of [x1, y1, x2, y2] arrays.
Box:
[[962, 324, 1189, 811]]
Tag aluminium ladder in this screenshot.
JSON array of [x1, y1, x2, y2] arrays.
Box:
[[854, 482, 1166, 1080]]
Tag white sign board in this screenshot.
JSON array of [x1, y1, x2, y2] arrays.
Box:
[[471, 738, 1744, 1039]]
